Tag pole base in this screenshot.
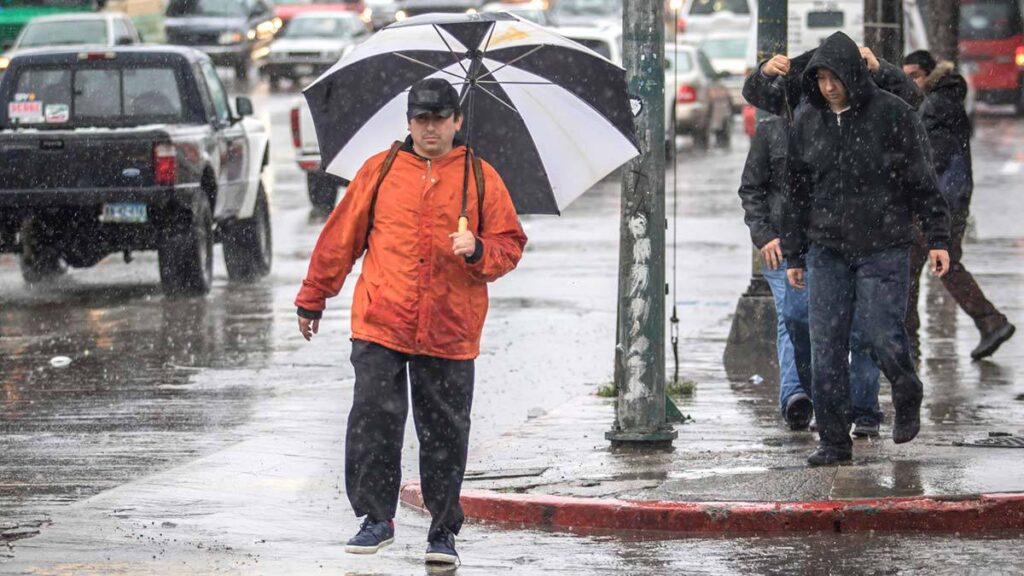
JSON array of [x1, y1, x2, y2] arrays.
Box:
[[606, 428, 677, 448]]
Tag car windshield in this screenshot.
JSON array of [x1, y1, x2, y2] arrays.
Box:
[[285, 16, 360, 38], [166, 0, 248, 17], [688, 0, 750, 16], [664, 47, 693, 72], [18, 20, 107, 48], [7, 66, 183, 126], [699, 37, 746, 59], [552, 0, 619, 17], [960, 0, 1023, 40]]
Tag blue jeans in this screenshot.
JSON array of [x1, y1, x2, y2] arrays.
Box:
[[763, 260, 883, 423], [806, 246, 923, 449]]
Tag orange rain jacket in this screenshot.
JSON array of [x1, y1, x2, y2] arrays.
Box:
[[295, 141, 528, 360]]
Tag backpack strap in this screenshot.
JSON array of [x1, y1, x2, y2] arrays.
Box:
[[365, 140, 403, 245]]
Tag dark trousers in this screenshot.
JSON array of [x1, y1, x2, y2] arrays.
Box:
[[907, 215, 1005, 342], [345, 340, 474, 540], [807, 246, 923, 450]]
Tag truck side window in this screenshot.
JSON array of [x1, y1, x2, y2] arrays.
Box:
[[200, 62, 231, 125]]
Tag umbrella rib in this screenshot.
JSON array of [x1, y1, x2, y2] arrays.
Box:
[[475, 45, 545, 83], [474, 83, 520, 115], [433, 24, 469, 76], [478, 81, 553, 85], [392, 52, 466, 82]]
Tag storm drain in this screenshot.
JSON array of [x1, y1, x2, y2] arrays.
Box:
[[955, 436, 1024, 448]]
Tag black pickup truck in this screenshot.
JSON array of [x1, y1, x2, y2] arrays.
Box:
[[0, 46, 272, 295]]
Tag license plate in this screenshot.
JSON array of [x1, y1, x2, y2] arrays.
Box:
[[101, 203, 148, 224], [294, 64, 313, 75]]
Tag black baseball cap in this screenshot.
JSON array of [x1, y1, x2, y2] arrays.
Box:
[[407, 78, 461, 121]]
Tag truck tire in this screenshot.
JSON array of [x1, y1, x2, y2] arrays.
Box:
[[158, 193, 214, 296], [235, 59, 250, 81], [19, 218, 65, 284], [307, 170, 340, 213], [223, 184, 272, 282]]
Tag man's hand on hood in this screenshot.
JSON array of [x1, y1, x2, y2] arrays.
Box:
[[859, 46, 880, 73], [762, 54, 791, 77]]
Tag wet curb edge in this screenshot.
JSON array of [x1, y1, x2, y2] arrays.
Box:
[[400, 483, 1024, 534]]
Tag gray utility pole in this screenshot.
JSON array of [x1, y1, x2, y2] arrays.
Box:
[[607, 0, 676, 446], [921, 0, 961, 62], [722, 0, 786, 384], [864, 0, 904, 63]]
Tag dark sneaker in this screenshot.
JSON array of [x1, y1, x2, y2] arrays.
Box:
[[892, 405, 921, 445], [971, 322, 1015, 360], [345, 518, 395, 554], [851, 421, 880, 438], [425, 530, 460, 567], [807, 445, 852, 466], [784, 393, 813, 431]]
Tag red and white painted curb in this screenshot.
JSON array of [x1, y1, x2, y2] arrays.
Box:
[[400, 483, 1024, 533]]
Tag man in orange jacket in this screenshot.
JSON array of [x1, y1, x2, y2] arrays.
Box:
[[295, 78, 527, 567]]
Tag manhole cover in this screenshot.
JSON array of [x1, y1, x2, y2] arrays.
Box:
[[956, 436, 1024, 448]]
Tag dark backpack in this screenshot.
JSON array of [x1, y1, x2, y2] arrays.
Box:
[[365, 141, 485, 244]]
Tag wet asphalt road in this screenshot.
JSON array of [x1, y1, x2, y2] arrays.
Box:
[[1, 73, 1023, 574]]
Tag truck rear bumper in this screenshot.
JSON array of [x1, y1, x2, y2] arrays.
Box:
[[0, 185, 200, 208]]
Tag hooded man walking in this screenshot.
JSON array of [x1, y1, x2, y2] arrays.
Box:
[[783, 32, 951, 466], [901, 50, 1016, 361], [295, 78, 527, 566]]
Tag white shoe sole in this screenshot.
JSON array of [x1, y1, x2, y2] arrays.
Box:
[[345, 537, 393, 554], [425, 551, 460, 566]]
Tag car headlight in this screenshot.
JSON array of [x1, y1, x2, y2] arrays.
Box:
[[219, 31, 244, 44], [395, 9, 407, 21], [465, 7, 477, 14], [361, 7, 373, 23], [0, 56, 9, 70]]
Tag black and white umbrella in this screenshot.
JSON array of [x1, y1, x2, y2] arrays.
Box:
[[303, 12, 639, 215]]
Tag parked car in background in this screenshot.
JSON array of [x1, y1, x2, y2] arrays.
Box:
[[273, 0, 367, 26], [165, 0, 281, 80], [958, 0, 1024, 115], [364, 0, 400, 29], [481, 1, 553, 26], [1, 12, 140, 74], [549, 0, 620, 27], [695, 32, 750, 111], [392, 0, 484, 21], [290, 96, 347, 211], [0, 46, 272, 294], [261, 11, 367, 87], [676, 0, 751, 35], [556, 23, 621, 64], [665, 42, 732, 148]]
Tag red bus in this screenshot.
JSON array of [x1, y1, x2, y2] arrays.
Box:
[[959, 0, 1024, 115]]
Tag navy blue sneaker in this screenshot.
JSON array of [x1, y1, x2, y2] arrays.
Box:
[[345, 518, 394, 554], [425, 530, 459, 566]]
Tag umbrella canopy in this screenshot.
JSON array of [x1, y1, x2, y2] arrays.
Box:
[[303, 12, 639, 215]]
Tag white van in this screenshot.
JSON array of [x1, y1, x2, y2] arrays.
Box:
[[786, 0, 864, 56]]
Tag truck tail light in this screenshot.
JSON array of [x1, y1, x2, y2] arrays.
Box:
[[290, 107, 301, 149], [1016, 45, 1024, 68], [154, 143, 177, 185], [676, 84, 697, 103]]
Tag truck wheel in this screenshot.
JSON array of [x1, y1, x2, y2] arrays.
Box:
[[223, 184, 272, 282], [235, 60, 250, 81], [19, 219, 65, 284], [307, 170, 340, 213], [158, 193, 214, 296]]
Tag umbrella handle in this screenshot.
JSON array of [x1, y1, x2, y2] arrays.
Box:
[[458, 216, 469, 233]]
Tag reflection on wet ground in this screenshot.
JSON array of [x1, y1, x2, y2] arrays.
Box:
[[0, 280, 276, 519]]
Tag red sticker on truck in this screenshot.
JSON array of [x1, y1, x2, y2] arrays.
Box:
[[8, 101, 44, 123]]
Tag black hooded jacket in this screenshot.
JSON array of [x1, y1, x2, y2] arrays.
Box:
[[782, 32, 950, 268], [919, 61, 973, 214]]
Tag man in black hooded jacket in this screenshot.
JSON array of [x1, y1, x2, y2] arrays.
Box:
[[902, 50, 1016, 361], [782, 32, 951, 465]]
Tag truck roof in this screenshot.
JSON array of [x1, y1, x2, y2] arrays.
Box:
[[6, 45, 212, 67]]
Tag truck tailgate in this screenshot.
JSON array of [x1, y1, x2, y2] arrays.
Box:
[[0, 128, 168, 191]]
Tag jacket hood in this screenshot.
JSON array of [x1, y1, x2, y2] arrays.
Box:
[[802, 32, 876, 110], [925, 60, 967, 103]]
